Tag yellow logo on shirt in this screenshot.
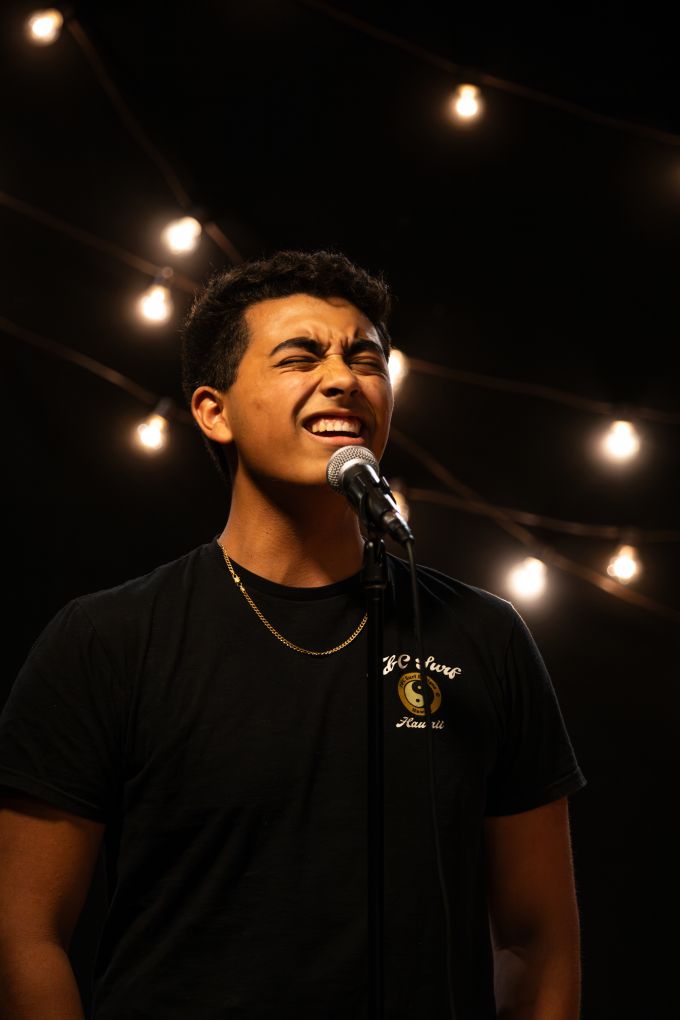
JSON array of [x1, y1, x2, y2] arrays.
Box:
[[397, 671, 442, 717]]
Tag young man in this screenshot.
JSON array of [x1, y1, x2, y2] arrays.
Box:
[[0, 250, 587, 1019]]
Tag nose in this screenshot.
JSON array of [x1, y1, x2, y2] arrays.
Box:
[[319, 352, 360, 396]]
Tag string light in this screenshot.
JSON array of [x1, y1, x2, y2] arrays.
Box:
[[507, 556, 547, 600], [9, 14, 680, 621], [607, 544, 641, 584], [388, 348, 409, 394], [601, 419, 641, 461], [387, 477, 410, 521], [26, 9, 64, 45], [450, 84, 483, 122], [161, 216, 202, 254], [134, 398, 174, 452], [138, 268, 174, 324], [139, 284, 173, 323]]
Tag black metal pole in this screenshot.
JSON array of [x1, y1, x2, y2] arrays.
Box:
[[361, 529, 388, 1019]]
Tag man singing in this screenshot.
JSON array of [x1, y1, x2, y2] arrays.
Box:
[[0, 249, 587, 1019]]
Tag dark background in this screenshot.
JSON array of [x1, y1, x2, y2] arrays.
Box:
[[2, 2, 678, 1016]]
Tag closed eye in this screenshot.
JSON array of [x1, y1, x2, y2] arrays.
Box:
[[279, 357, 383, 367]]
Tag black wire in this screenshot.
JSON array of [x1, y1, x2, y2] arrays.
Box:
[[405, 538, 457, 1020], [294, 0, 680, 149]]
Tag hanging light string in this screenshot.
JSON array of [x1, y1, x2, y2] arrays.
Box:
[[2, 315, 678, 622], [64, 18, 191, 210], [404, 489, 680, 543], [0, 316, 172, 408], [294, 0, 680, 148], [406, 357, 680, 426], [9, 16, 680, 422], [15, 12, 677, 615], [386, 425, 680, 623], [62, 17, 243, 265], [0, 190, 199, 295]]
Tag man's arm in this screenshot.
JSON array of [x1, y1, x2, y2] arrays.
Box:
[[0, 791, 105, 1020], [482, 796, 582, 1020]]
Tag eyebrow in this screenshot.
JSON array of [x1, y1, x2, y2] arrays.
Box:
[[268, 336, 386, 359]]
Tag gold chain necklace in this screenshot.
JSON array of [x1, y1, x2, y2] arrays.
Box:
[[218, 541, 368, 656]]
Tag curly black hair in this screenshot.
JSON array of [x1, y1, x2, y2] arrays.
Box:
[[180, 248, 393, 488]]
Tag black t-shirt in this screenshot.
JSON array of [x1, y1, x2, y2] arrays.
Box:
[[0, 534, 586, 1019]]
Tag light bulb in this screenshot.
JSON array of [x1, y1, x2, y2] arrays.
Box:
[[26, 9, 63, 45], [135, 413, 169, 452], [388, 348, 409, 394], [161, 216, 202, 254], [606, 544, 641, 584], [451, 84, 482, 121], [387, 480, 410, 522], [138, 283, 173, 323], [601, 420, 640, 461], [507, 557, 546, 600]]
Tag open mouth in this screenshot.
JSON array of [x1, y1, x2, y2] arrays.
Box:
[[302, 415, 368, 444]]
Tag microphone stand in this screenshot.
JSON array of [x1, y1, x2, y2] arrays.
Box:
[[360, 520, 388, 1020]]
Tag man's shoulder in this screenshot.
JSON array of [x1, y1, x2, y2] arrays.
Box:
[[387, 552, 516, 629], [72, 538, 213, 635]]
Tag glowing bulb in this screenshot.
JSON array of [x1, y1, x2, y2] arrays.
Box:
[[388, 348, 410, 394], [26, 9, 63, 44], [138, 283, 173, 323], [135, 413, 169, 452], [606, 544, 641, 584], [161, 216, 202, 254], [387, 480, 410, 521], [451, 84, 482, 121], [601, 420, 640, 461], [507, 557, 546, 600]]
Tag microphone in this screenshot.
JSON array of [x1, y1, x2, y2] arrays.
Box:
[[326, 445, 414, 546]]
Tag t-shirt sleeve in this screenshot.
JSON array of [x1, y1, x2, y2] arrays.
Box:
[[484, 607, 587, 816], [0, 598, 125, 822]]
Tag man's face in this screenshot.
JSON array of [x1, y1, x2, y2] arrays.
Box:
[[211, 292, 394, 488]]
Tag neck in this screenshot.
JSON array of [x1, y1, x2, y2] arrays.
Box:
[[218, 472, 366, 587]]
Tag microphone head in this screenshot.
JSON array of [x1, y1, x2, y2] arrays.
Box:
[[326, 444, 379, 492]]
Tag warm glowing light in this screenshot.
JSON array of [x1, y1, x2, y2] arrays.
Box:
[[606, 544, 641, 584], [507, 557, 546, 600], [135, 413, 169, 452], [451, 84, 482, 121], [26, 9, 63, 44], [601, 420, 640, 461], [138, 283, 173, 323], [387, 480, 410, 522], [161, 216, 202, 254], [388, 348, 409, 394]]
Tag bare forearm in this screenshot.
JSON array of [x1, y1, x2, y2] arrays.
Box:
[[0, 939, 85, 1020], [493, 936, 581, 1020]]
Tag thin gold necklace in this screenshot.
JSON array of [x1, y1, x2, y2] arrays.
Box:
[[218, 541, 368, 656]]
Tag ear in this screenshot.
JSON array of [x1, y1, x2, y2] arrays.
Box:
[[190, 386, 234, 445]]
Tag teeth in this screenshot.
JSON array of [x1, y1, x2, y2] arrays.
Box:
[[309, 417, 361, 435]]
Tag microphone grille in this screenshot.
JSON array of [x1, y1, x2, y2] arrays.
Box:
[[326, 444, 379, 492]]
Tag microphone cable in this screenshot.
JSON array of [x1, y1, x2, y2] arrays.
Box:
[[404, 537, 458, 1020]]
